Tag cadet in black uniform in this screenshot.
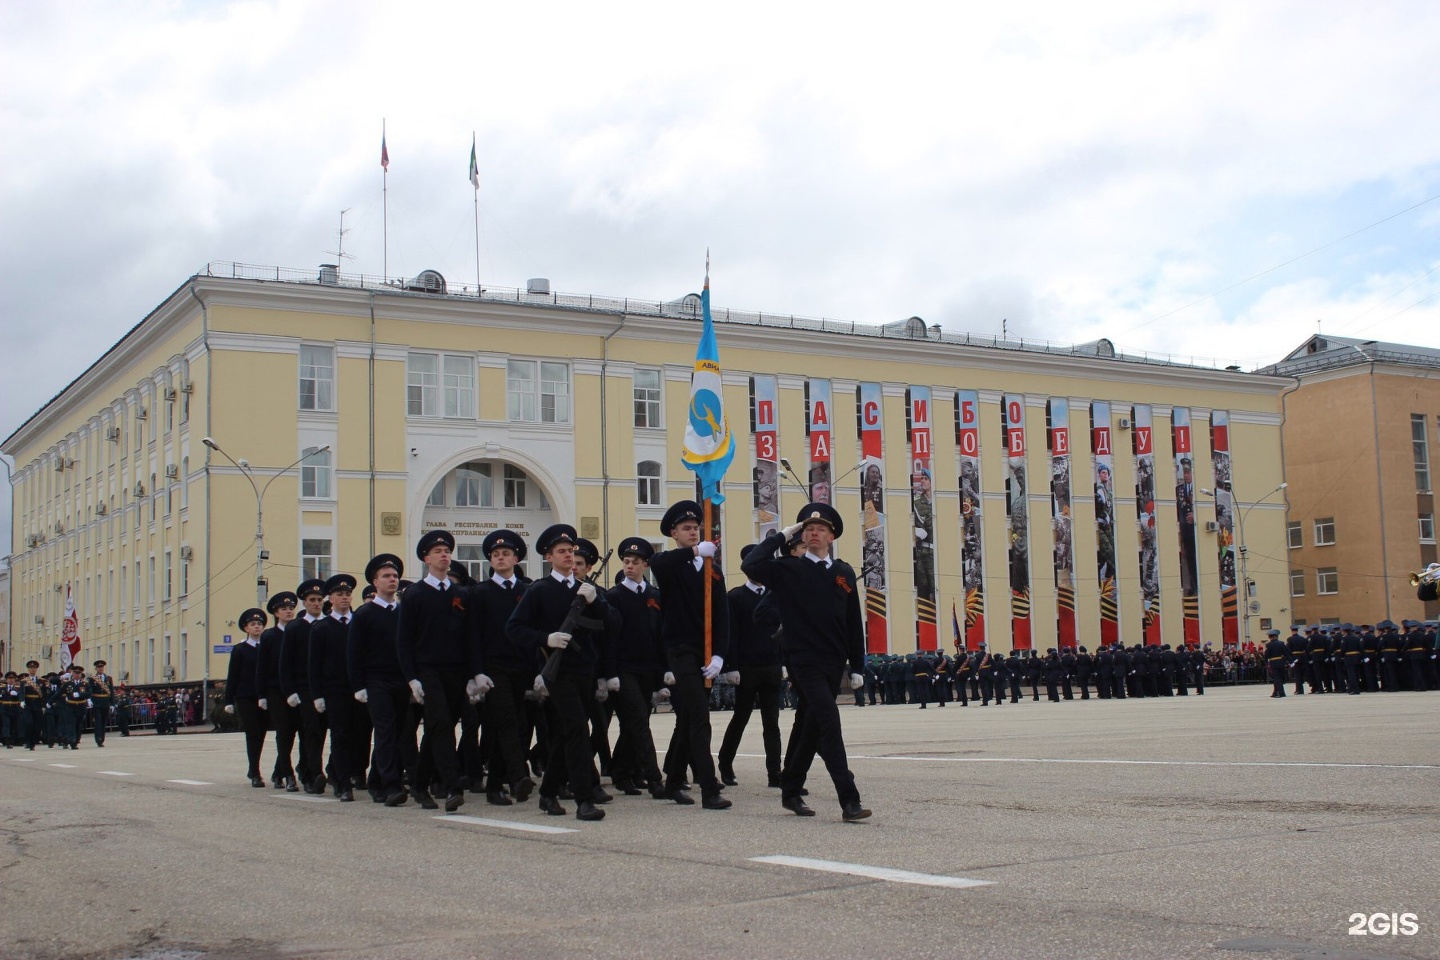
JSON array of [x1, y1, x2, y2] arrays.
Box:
[[743, 503, 870, 821], [223, 608, 268, 786], [468, 530, 537, 807], [256, 591, 300, 790], [0, 674, 21, 747], [1264, 629, 1288, 697], [348, 553, 413, 806], [606, 537, 667, 795], [717, 543, 785, 787], [310, 573, 363, 800], [1360, 625, 1380, 692], [398, 530, 484, 813], [61, 665, 89, 748], [506, 523, 610, 821], [281, 579, 329, 794], [1339, 623, 1363, 695], [88, 660, 114, 745], [650, 500, 731, 810], [20, 661, 45, 748]]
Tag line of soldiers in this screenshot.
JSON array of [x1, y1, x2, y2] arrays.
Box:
[[869, 642, 1212, 706], [1262, 620, 1439, 697], [222, 499, 872, 822], [0, 659, 119, 749]]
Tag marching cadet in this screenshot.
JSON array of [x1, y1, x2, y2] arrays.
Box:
[[21, 661, 46, 748], [89, 660, 115, 745], [61, 664, 90, 748], [1340, 623, 1363, 695], [1003, 650, 1022, 703], [604, 537, 666, 795], [281, 579, 330, 795], [114, 686, 132, 737], [1095, 645, 1113, 699], [912, 649, 934, 709], [717, 543, 785, 788], [1378, 621, 1402, 691], [1285, 626, 1307, 695], [1265, 628, 1288, 697], [1041, 650, 1063, 702], [1403, 621, 1431, 690], [1060, 646, 1078, 699], [398, 529, 485, 813], [44, 674, 62, 746], [255, 591, 300, 791], [0, 674, 21, 747], [1306, 626, 1329, 694], [1191, 644, 1208, 695], [1109, 644, 1128, 699], [650, 500, 731, 810], [1075, 646, 1093, 699], [309, 573, 364, 801], [952, 647, 971, 705], [467, 530, 537, 807], [743, 503, 870, 821], [223, 608, 268, 786], [348, 553, 414, 807], [573, 537, 618, 788], [1360, 625, 1380, 692], [506, 523, 610, 821], [976, 648, 997, 705]]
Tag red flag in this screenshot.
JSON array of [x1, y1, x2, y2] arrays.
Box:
[[60, 584, 81, 670], [381, 134, 389, 172]]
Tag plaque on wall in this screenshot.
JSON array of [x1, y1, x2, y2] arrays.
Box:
[[381, 513, 402, 537]]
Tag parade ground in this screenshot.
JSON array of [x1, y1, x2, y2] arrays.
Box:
[[2, 686, 1436, 960]]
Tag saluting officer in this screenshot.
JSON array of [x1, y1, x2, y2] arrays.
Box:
[[743, 503, 870, 822], [309, 573, 363, 801], [255, 591, 300, 791], [224, 608, 268, 786], [282, 579, 330, 794], [348, 553, 413, 807]]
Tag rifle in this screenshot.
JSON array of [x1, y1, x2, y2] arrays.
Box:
[[539, 548, 615, 688]]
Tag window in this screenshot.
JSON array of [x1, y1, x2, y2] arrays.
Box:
[[1290, 569, 1306, 597], [302, 539, 333, 581], [504, 465, 527, 508], [1287, 522, 1302, 549], [455, 545, 486, 581], [300, 345, 335, 411], [507, 360, 571, 423], [1316, 567, 1339, 595], [301, 447, 332, 499], [163, 550, 173, 603], [637, 460, 661, 505], [1422, 514, 1436, 542], [427, 479, 446, 507], [181, 557, 189, 598], [408, 352, 475, 418], [148, 556, 156, 605], [1314, 518, 1335, 546], [455, 462, 493, 507], [134, 561, 141, 609], [181, 457, 188, 509], [634, 369, 662, 428], [165, 393, 175, 432], [1414, 414, 1430, 491]]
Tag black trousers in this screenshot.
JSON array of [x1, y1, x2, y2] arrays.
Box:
[[781, 663, 860, 807], [586, 694, 614, 773], [91, 702, 111, 744], [483, 669, 533, 793], [235, 697, 265, 778], [663, 649, 720, 796], [414, 666, 467, 796], [296, 698, 327, 788], [718, 664, 783, 778], [322, 686, 360, 789], [265, 689, 298, 781], [1269, 661, 1287, 696], [1111, 673, 1126, 699], [538, 672, 597, 802], [611, 669, 662, 786], [365, 678, 416, 796]]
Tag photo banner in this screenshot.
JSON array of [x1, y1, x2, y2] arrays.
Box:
[[1210, 410, 1238, 647], [807, 378, 833, 504], [1173, 407, 1200, 647], [1004, 394, 1032, 650], [908, 386, 938, 650], [751, 376, 779, 538], [955, 390, 986, 650], [858, 382, 888, 652], [1091, 401, 1119, 645], [1049, 398, 1076, 649], [1132, 403, 1162, 645]]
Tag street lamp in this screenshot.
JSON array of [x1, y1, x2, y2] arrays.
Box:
[[1202, 481, 1287, 645], [202, 437, 331, 607]]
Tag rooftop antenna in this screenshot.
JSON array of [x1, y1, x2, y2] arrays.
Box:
[[324, 208, 356, 272]]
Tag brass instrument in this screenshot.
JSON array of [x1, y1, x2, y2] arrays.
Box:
[[1407, 563, 1440, 586]]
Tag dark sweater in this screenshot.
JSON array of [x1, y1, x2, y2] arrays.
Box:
[[254, 624, 286, 693], [308, 613, 354, 698], [346, 599, 403, 691], [650, 547, 729, 660], [279, 615, 321, 701], [397, 579, 481, 681], [468, 577, 535, 674], [740, 531, 864, 676], [607, 581, 665, 675], [224, 640, 261, 702], [506, 575, 614, 680], [726, 584, 781, 669]]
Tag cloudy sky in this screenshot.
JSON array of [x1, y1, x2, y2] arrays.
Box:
[[2, 0, 1439, 543]]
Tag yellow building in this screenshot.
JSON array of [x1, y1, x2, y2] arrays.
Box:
[[3, 262, 1295, 681]]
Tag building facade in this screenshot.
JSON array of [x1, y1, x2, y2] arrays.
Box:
[[3, 263, 1294, 681], [1264, 335, 1440, 626]]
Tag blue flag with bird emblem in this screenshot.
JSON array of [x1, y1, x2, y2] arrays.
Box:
[[680, 256, 735, 503]]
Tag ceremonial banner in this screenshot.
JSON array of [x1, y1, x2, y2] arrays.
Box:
[[1132, 403, 1162, 645], [955, 390, 986, 650], [1004, 394, 1032, 650], [751, 375, 779, 538], [60, 584, 81, 670], [858, 382, 889, 652], [1210, 410, 1238, 647], [680, 263, 735, 504], [1091, 401, 1120, 645], [806, 379, 834, 504], [1173, 407, 1200, 647], [1049, 398, 1076, 649], [908, 387, 937, 650]]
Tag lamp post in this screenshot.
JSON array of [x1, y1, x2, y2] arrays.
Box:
[[1204, 481, 1287, 646], [202, 438, 331, 607]]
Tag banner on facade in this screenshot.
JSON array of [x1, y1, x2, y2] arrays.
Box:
[[1132, 403, 1162, 645], [806, 379, 833, 504], [908, 386, 937, 650], [751, 376, 779, 538], [1210, 410, 1238, 647], [1004, 394, 1032, 650], [858, 382, 888, 652], [1091, 401, 1119, 645], [955, 390, 985, 650], [1049, 398, 1076, 649], [1173, 406, 1200, 647]]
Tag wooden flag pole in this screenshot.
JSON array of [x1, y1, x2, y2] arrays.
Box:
[[703, 497, 714, 667]]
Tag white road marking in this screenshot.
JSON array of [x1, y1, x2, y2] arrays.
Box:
[[98, 771, 135, 776], [751, 855, 995, 890], [166, 779, 214, 786], [437, 815, 579, 835], [838, 754, 1440, 771], [276, 794, 337, 802], [8, 757, 38, 762], [47, 763, 76, 768]]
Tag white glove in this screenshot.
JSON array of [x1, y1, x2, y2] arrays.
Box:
[[547, 632, 571, 649], [533, 675, 548, 697], [850, 673, 865, 690], [466, 680, 483, 703], [408, 679, 425, 704], [606, 677, 620, 692], [258, 698, 268, 710], [702, 655, 724, 680], [577, 582, 597, 603], [696, 540, 717, 559], [781, 666, 788, 680], [914, 527, 928, 540], [353, 689, 368, 704], [313, 698, 326, 714], [721, 671, 741, 685], [223, 704, 235, 715], [286, 693, 302, 708], [473, 674, 494, 696], [663, 671, 676, 686], [595, 678, 609, 702], [658, 687, 671, 700], [782, 522, 803, 539]]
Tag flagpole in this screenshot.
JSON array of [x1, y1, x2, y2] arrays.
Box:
[[471, 131, 481, 298], [703, 497, 713, 668], [381, 119, 388, 281]]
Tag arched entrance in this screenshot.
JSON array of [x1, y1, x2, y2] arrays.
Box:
[[419, 458, 556, 580]]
